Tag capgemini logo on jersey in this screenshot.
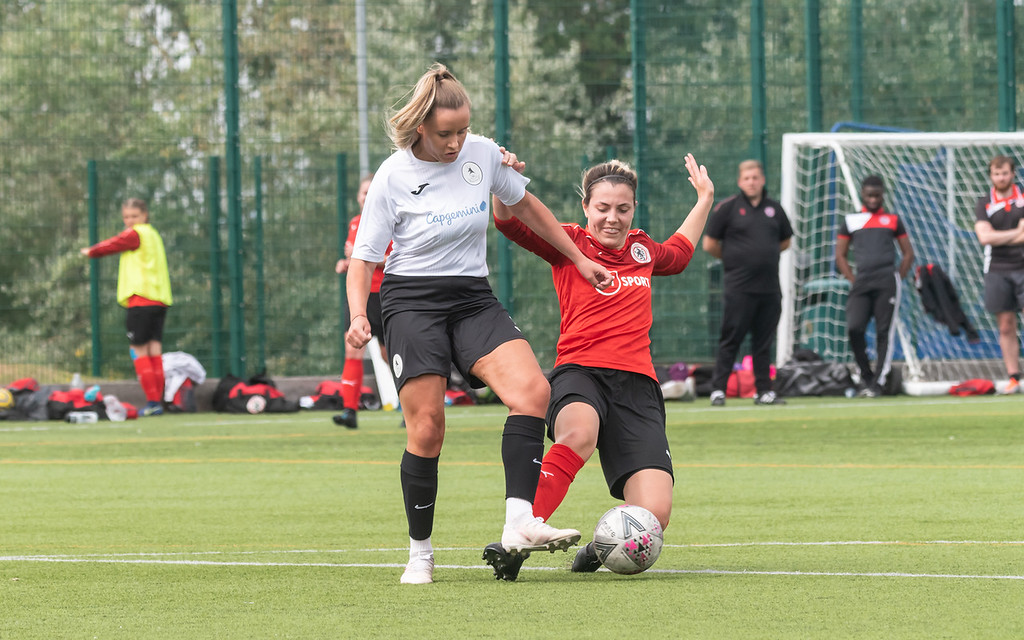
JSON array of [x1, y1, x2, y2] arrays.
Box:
[[426, 200, 488, 226]]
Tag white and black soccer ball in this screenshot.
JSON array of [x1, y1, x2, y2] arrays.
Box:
[[592, 504, 664, 574], [245, 395, 267, 414]]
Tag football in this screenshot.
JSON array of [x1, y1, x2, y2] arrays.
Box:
[[592, 504, 664, 574], [245, 394, 267, 414], [0, 387, 13, 410]]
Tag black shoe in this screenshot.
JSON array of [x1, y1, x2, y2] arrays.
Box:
[[570, 541, 602, 573], [332, 408, 358, 429], [754, 391, 786, 405], [482, 542, 529, 581]]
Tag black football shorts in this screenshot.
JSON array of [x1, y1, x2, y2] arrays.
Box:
[[380, 275, 525, 391], [547, 363, 673, 499], [125, 305, 167, 345]]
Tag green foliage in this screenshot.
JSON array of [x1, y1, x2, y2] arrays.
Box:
[[0, 1, 1021, 377]]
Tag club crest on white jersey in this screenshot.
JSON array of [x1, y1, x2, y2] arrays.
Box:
[[630, 242, 651, 264], [462, 161, 483, 185]]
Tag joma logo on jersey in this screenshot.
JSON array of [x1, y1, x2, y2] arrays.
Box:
[[597, 270, 651, 296]]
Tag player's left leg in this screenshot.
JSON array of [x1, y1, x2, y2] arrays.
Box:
[[870, 274, 901, 394], [622, 469, 673, 529], [573, 468, 673, 573]]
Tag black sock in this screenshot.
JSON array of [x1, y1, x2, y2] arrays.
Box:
[[400, 450, 438, 541], [501, 415, 546, 501], [1012, 373, 1021, 382]]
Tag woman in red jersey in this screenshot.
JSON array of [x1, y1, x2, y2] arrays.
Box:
[[485, 153, 713, 578]]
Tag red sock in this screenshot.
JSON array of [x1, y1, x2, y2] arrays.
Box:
[[340, 358, 364, 410], [533, 443, 586, 522], [148, 355, 165, 403], [133, 356, 157, 402]]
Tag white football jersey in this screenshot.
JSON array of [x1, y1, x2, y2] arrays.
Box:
[[352, 134, 529, 277]]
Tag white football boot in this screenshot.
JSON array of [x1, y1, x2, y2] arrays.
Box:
[[501, 516, 581, 555]]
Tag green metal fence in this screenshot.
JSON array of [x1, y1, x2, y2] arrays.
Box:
[[0, 1, 1020, 383]]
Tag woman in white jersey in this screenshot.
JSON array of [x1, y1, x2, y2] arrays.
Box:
[[346, 63, 613, 585]]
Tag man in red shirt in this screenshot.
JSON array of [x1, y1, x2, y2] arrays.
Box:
[[973, 155, 1024, 394], [483, 153, 714, 580]]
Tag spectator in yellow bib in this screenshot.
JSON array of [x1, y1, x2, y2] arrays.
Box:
[[81, 198, 172, 416]]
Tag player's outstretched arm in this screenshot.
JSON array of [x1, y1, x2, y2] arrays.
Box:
[[674, 153, 715, 247], [506, 192, 613, 289]]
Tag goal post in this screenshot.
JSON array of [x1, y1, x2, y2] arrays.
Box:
[[778, 132, 1024, 394]]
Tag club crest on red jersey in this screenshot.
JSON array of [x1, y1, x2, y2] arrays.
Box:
[[630, 242, 651, 264]]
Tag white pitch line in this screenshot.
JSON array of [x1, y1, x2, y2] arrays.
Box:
[[5, 539, 1023, 562], [669, 540, 1024, 548], [646, 568, 1024, 580]]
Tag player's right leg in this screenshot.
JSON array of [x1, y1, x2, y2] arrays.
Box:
[[709, 291, 754, 405], [398, 374, 447, 584]]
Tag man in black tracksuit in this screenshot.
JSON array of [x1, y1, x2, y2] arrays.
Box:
[[704, 159, 793, 406], [835, 175, 915, 397]]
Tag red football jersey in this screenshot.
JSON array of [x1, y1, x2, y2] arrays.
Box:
[[495, 216, 694, 380], [346, 214, 388, 292]]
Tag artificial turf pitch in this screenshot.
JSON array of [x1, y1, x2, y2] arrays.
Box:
[[3, 395, 1022, 638]]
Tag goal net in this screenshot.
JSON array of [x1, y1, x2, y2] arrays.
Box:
[[778, 132, 1024, 394]]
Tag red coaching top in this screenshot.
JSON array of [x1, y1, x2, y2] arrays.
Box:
[[346, 214, 389, 292], [494, 216, 694, 381]]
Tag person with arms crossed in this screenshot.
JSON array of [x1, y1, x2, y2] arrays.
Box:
[[704, 159, 792, 407], [835, 175, 915, 398], [333, 173, 395, 429], [345, 63, 613, 585], [483, 154, 714, 580], [973, 155, 1024, 394], [80, 198, 171, 417]]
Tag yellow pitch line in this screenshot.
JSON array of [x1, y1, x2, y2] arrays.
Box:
[[2, 458, 1022, 470], [0, 458, 500, 466], [0, 432, 320, 448], [0, 426, 501, 449], [675, 462, 1024, 470]]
